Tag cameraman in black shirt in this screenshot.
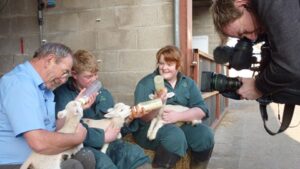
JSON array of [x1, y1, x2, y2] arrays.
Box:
[[211, 0, 300, 102]]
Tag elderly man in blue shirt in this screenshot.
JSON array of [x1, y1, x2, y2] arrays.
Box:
[[0, 43, 95, 169]]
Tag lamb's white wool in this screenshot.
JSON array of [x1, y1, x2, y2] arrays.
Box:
[[147, 104, 202, 140], [82, 103, 131, 153], [20, 100, 84, 169], [147, 92, 202, 140]]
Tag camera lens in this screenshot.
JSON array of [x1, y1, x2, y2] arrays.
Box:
[[201, 71, 242, 92], [212, 74, 241, 92]]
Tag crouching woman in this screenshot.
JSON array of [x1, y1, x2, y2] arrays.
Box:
[[132, 45, 215, 169]]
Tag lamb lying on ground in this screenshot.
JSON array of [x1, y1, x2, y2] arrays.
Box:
[[82, 102, 131, 153], [20, 100, 84, 169], [147, 104, 202, 140]]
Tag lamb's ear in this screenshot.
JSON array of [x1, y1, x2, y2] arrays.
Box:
[[166, 92, 175, 98], [104, 112, 114, 118], [148, 94, 155, 100], [57, 110, 67, 119], [107, 107, 113, 113]]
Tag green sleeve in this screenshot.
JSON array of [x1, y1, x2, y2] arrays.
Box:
[[82, 122, 105, 148], [54, 83, 107, 148], [82, 88, 114, 148], [54, 85, 77, 117], [134, 79, 155, 104], [94, 88, 114, 115]]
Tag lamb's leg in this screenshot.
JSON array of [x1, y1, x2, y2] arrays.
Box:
[[117, 133, 122, 139], [101, 143, 109, 154], [147, 117, 158, 139], [72, 143, 84, 155], [20, 155, 33, 169], [21, 153, 62, 169], [62, 143, 83, 160], [148, 119, 164, 140]]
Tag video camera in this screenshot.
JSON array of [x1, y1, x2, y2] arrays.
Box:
[[200, 37, 297, 136], [201, 37, 270, 98]]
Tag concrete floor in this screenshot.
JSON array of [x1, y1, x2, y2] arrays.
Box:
[[208, 100, 300, 169]]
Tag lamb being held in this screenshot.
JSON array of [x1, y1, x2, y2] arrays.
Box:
[[20, 100, 84, 169], [147, 104, 202, 140], [82, 102, 131, 153], [146, 75, 202, 140]]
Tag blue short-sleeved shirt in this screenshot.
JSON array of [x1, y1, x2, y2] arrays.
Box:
[[0, 61, 56, 164]]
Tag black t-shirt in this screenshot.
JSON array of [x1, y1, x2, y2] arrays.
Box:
[[252, 0, 300, 103]]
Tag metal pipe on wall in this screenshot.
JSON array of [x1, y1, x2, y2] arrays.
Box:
[[173, 0, 180, 48], [37, 0, 45, 46]]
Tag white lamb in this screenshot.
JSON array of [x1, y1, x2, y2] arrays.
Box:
[[146, 91, 202, 140], [20, 100, 84, 169], [147, 104, 202, 140], [82, 102, 131, 154]]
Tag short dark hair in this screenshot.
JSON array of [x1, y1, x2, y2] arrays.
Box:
[[210, 0, 242, 44]]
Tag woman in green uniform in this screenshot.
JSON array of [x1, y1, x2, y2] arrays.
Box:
[[132, 45, 214, 169], [54, 50, 151, 169]]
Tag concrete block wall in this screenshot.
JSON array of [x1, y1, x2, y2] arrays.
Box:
[[192, 6, 220, 55], [0, 0, 38, 74], [0, 0, 174, 105]]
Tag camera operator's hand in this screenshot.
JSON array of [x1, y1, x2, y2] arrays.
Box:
[[237, 78, 262, 100]]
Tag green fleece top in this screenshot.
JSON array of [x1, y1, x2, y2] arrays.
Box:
[[54, 78, 114, 149]]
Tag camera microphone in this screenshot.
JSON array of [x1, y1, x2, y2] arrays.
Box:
[[213, 38, 255, 70], [213, 46, 233, 64]]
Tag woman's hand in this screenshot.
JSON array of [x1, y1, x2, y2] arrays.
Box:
[[161, 108, 182, 124], [154, 88, 168, 103], [82, 92, 97, 110], [104, 123, 120, 143], [75, 88, 98, 110]]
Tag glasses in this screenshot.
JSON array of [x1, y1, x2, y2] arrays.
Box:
[[60, 70, 71, 79]]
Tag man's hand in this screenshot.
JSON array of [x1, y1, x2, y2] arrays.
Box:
[[74, 123, 87, 143], [24, 124, 87, 155], [237, 78, 262, 100]]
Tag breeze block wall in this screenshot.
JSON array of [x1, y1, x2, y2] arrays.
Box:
[[0, 0, 174, 105]]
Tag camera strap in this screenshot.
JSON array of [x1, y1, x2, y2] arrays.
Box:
[[259, 101, 295, 136]]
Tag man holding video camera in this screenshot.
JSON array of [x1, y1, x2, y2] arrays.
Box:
[[211, 0, 300, 102]]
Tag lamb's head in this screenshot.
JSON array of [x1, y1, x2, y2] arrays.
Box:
[[105, 103, 131, 119], [57, 100, 83, 121]]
